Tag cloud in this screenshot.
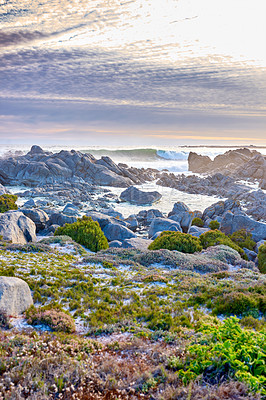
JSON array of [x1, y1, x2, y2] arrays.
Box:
[[0, 30, 47, 47]]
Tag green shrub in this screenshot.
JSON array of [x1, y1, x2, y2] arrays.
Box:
[[209, 220, 220, 230], [191, 217, 204, 227], [148, 231, 202, 254], [54, 216, 109, 252], [258, 244, 266, 274], [213, 292, 259, 317], [180, 317, 266, 395], [0, 194, 18, 213], [199, 230, 247, 260], [229, 229, 256, 251], [26, 306, 75, 333]]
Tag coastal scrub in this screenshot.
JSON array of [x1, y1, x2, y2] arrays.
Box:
[[54, 216, 109, 252]]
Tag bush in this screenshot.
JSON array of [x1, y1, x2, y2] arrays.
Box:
[[54, 216, 109, 252], [0, 194, 18, 213], [213, 292, 259, 317], [199, 230, 247, 259], [209, 220, 220, 230], [26, 306, 75, 333], [191, 217, 204, 227], [229, 229, 256, 251], [258, 244, 266, 274], [148, 231, 202, 254], [180, 317, 266, 395]]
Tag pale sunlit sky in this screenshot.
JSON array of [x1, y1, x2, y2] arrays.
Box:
[[0, 0, 266, 146]]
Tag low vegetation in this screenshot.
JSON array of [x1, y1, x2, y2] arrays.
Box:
[[258, 243, 266, 274], [199, 230, 248, 259], [0, 194, 18, 213], [0, 235, 265, 398], [230, 229, 256, 251], [191, 217, 204, 227], [26, 306, 76, 333], [209, 220, 220, 230], [54, 216, 109, 252], [148, 231, 203, 253]]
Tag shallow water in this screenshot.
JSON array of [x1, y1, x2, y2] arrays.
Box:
[[106, 181, 224, 217]]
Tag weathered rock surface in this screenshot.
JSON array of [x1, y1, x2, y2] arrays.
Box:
[[103, 223, 137, 241], [202, 199, 242, 222], [121, 237, 153, 251], [0, 211, 36, 244], [0, 145, 160, 188], [0, 276, 33, 316], [120, 186, 162, 205], [220, 211, 266, 242], [168, 202, 193, 233], [47, 213, 77, 227], [21, 208, 49, 232], [148, 217, 181, 238], [188, 148, 259, 175]]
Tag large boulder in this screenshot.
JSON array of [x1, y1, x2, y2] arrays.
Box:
[[103, 223, 137, 241], [168, 202, 193, 233], [121, 237, 153, 251], [21, 208, 49, 232], [120, 186, 162, 205], [188, 152, 212, 173], [0, 277, 33, 316], [220, 211, 266, 242], [148, 217, 181, 238], [86, 211, 127, 229], [202, 199, 242, 221], [48, 213, 77, 227], [0, 211, 36, 244]]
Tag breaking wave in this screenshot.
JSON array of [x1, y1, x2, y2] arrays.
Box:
[[82, 148, 188, 161]]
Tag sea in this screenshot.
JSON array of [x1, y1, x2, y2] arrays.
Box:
[[2, 145, 266, 217]]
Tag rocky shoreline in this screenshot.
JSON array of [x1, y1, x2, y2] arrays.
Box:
[[0, 145, 265, 262]]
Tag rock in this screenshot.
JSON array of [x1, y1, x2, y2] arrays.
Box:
[[0, 276, 33, 316], [109, 240, 123, 248], [243, 248, 257, 262], [188, 148, 259, 175], [220, 211, 266, 242], [189, 226, 209, 237], [98, 208, 123, 219], [125, 215, 138, 231], [121, 238, 153, 251], [48, 224, 60, 233], [168, 202, 193, 233], [0, 184, 7, 196], [48, 213, 77, 227], [120, 186, 162, 205], [86, 211, 127, 230], [103, 223, 137, 241], [188, 152, 212, 173], [22, 198, 36, 208], [202, 199, 242, 221], [0, 211, 36, 244], [255, 240, 266, 253], [148, 217, 181, 238], [0, 146, 141, 187], [21, 208, 49, 232], [62, 203, 80, 216]]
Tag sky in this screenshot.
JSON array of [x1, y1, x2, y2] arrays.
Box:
[[0, 0, 266, 147]]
